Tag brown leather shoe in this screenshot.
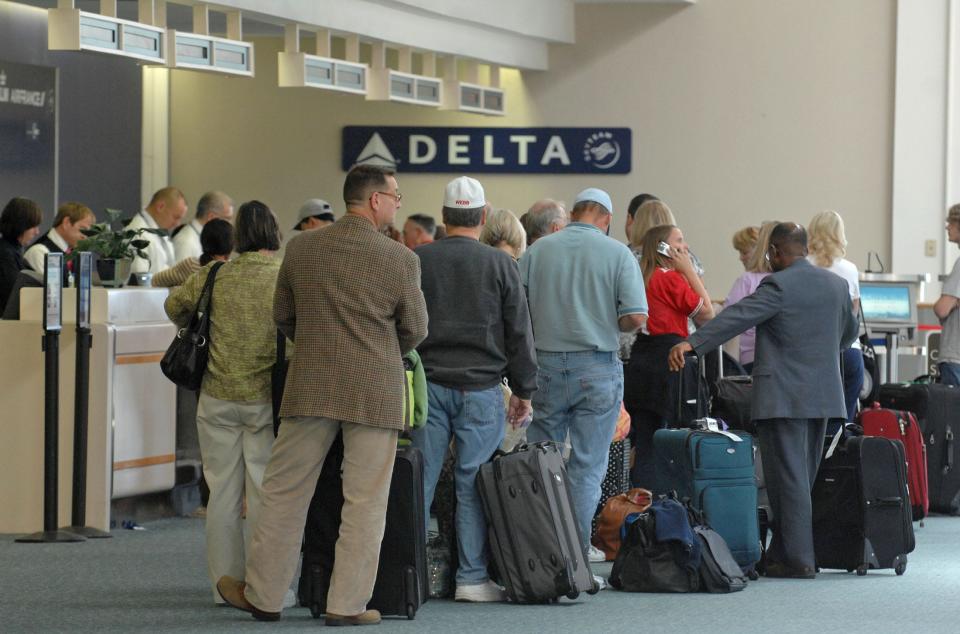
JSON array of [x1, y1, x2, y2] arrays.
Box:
[[761, 561, 816, 579], [325, 609, 382, 626], [215, 576, 281, 621]]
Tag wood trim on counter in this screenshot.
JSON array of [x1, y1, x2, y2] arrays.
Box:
[[115, 353, 166, 365], [113, 454, 176, 471]]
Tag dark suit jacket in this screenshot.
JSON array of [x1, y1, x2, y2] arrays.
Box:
[[273, 214, 428, 430], [688, 259, 858, 420]]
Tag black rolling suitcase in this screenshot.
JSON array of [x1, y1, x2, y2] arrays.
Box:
[[298, 434, 427, 620], [812, 434, 915, 575], [879, 383, 960, 514], [477, 443, 599, 603]]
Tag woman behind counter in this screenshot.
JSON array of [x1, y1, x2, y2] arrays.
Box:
[[164, 201, 281, 605], [0, 197, 42, 314]]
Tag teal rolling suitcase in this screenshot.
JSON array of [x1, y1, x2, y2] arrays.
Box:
[[653, 428, 760, 574]]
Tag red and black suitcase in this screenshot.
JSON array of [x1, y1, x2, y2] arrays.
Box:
[[858, 403, 929, 521], [879, 383, 960, 514]]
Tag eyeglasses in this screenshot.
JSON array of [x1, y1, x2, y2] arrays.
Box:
[[375, 191, 403, 203]]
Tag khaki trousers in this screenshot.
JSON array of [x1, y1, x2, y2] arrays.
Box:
[[243, 416, 398, 616], [195, 394, 274, 602]]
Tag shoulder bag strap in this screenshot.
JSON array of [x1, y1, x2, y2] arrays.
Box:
[[194, 261, 225, 325]]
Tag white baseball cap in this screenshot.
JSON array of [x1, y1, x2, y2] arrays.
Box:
[[443, 176, 485, 209]]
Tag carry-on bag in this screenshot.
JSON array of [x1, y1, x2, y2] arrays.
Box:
[[654, 352, 761, 574], [812, 431, 915, 575], [477, 442, 599, 603], [591, 487, 653, 561], [591, 437, 632, 540], [298, 434, 428, 620], [858, 402, 929, 521], [878, 382, 960, 514]]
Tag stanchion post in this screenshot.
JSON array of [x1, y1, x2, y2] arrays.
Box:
[[16, 252, 85, 543], [65, 252, 110, 538]]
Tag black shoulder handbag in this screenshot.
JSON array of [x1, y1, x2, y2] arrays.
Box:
[[858, 307, 881, 405], [161, 261, 225, 390]]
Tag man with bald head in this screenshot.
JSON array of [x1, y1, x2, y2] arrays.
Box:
[[669, 222, 857, 580], [128, 186, 188, 274], [520, 199, 567, 246]]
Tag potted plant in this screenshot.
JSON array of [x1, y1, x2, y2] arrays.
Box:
[[71, 208, 163, 287]]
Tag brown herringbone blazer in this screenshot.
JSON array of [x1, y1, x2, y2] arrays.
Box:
[[274, 214, 428, 429]]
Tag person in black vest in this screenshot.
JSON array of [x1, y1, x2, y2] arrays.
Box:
[[0, 197, 43, 314], [23, 201, 95, 286]]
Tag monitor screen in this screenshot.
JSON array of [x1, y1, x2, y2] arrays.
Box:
[[860, 284, 914, 322]]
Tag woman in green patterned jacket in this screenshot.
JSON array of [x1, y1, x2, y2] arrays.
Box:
[[164, 200, 282, 605]]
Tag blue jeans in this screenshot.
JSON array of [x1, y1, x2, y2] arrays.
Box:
[[410, 382, 505, 586], [940, 362, 960, 387], [842, 347, 864, 423], [526, 350, 623, 548]]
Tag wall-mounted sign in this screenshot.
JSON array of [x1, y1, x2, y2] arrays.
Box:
[[342, 126, 631, 174]]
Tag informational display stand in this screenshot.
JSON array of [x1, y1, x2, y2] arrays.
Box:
[[16, 253, 85, 543], [64, 253, 110, 538]]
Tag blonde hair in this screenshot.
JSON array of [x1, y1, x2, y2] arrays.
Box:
[[808, 210, 847, 267], [745, 221, 778, 273], [629, 200, 676, 248], [731, 226, 759, 253], [53, 202, 94, 227], [480, 208, 526, 259], [639, 224, 677, 285]]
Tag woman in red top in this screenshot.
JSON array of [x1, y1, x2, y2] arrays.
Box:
[[624, 224, 715, 488]]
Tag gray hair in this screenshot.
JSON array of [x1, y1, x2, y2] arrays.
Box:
[[480, 208, 526, 258], [196, 191, 232, 220], [442, 205, 484, 228], [522, 199, 567, 245]]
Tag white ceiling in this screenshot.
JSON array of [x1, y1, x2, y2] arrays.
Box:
[[11, 0, 695, 70]]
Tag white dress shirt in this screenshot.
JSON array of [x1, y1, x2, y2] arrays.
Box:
[[127, 210, 175, 274], [23, 228, 69, 274], [173, 219, 203, 262]]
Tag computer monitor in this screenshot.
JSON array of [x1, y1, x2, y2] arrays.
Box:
[[859, 283, 917, 326]]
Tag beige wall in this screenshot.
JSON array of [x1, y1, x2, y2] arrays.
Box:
[[170, 0, 896, 294]]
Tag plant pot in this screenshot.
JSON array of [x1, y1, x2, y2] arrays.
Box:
[[94, 258, 132, 288]]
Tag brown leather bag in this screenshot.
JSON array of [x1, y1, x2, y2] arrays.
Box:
[[591, 488, 653, 561]]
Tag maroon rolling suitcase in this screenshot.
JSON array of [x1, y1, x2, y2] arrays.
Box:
[[858, 403, 929, 522]]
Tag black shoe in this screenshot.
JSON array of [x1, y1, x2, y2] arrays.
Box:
[[761, 561, 816, 579]]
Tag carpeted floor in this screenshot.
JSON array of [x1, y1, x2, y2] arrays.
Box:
[[1, 516, 957, 633]]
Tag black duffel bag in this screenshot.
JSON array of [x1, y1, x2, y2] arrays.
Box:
[[711, 375, 754, 434]]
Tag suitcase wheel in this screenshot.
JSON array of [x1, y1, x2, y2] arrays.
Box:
[[895, 561, 907, 576], [309, 603, 322, 619], [747, 570, 759, 581], [406, 604, 416, 620], [856, 565, 868, 576], [587, 580, 600, 595], [566, 590, 579, 600]]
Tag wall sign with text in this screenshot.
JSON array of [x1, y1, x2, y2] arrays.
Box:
[[342, 126, 631, 174]]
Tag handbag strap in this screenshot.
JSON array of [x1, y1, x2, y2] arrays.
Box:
[[195, 261, 225, 322]]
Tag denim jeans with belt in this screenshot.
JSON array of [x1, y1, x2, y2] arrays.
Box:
[[940, 361, 960, 387], [526, 350, 623, 547], [411, 382, 505, 586]]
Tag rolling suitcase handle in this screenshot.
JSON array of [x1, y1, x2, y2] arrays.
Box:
[[676, 350, 707, 423]]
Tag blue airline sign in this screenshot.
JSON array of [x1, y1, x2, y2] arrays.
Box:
[[342, 126, 631, 174]]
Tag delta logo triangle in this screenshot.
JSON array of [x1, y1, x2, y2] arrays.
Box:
[[354, 132, 398, 170]]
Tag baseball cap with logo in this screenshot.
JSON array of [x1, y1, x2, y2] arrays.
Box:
[[294, 199, 333, 230], [443, 176, 485, 210], [574, 188, 614, 215]]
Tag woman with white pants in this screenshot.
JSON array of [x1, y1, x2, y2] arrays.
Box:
[[165, 200, 282, 604]]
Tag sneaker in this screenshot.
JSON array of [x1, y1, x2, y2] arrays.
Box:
[[282, 588, 297, 609], [454, 580, 506, 603], [592, 574, 608, 591], [587, 544, 606, 563]]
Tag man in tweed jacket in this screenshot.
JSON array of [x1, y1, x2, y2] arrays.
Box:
[[217, 165, 428, 625]]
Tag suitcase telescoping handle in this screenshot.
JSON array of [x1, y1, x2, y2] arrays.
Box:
[[676, 350, 707, 422]]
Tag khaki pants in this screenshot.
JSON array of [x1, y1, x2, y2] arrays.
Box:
[[243, 416, 398, 616], [196, 394, 274, 602]]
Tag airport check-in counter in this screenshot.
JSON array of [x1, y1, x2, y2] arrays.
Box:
[[860, 273, 934, 383], [0, 288, 175, 533]]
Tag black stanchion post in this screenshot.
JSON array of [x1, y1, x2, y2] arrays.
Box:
[[16, 253, 85, 543], [65, 252, 110, 538]]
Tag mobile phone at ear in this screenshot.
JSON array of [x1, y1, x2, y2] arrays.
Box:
[[657, 241, 672, 258]]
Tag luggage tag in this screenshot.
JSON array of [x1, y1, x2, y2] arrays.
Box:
[[692, 417, 744, 443]]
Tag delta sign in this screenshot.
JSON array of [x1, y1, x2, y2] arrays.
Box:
[[342, 126, 631, 174]]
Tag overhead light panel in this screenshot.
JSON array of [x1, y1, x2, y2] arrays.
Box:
[[167, 5, 253, 77], [278, 26, 367, 95], [47, 1, 166, 64], [367, 42, 441, 108], [442, 59, 505, 116]]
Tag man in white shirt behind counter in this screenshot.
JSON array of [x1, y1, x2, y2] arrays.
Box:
[[23, 202, 96, 283], [172, 191, 234, 262], [127, 187, 188, 275]]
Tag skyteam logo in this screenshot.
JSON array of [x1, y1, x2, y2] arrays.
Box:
[[342, 126, 631, 174], [583, 131, 622, 170]]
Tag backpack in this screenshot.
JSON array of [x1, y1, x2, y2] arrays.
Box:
[[608, 497, 700, 593], [694, 525, 749, 593]]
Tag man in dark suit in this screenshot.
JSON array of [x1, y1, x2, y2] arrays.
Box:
[[669, 222, 858, 579], [216, 165, 428, 624]]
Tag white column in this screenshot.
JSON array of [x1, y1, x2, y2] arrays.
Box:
[[141, 66, 169, 204]]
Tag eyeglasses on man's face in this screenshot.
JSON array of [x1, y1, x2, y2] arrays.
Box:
[[375, 190, 403, 203]]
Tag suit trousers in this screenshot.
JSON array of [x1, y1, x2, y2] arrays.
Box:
[[195, 393, 274, 602], [243, 416, 398, 615], [757, 417, 827, 570]]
